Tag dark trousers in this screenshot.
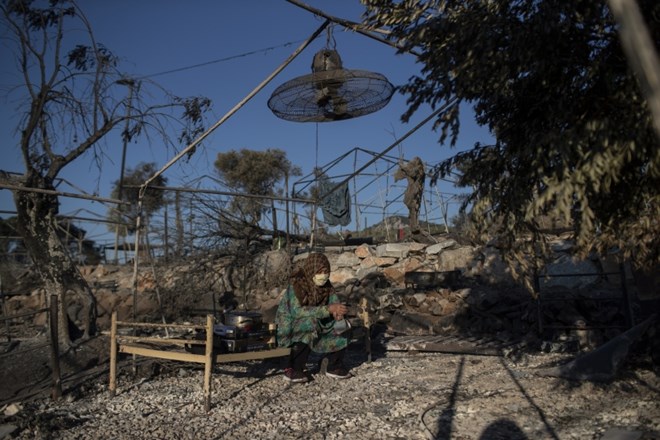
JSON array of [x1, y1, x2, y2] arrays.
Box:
[[288, 343, 345, 372], [326, 348, 345, 370], [289, 342, 311, 372]]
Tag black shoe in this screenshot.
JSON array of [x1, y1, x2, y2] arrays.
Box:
[[284, 367, 308, 383], [326, 367, 352, 379]]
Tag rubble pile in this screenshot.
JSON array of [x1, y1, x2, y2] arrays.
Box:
[[4, 236, 646, 354]]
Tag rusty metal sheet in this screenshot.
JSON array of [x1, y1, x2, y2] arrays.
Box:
[[385, 334, 510, 356]]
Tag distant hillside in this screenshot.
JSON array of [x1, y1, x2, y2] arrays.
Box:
[[345, 215, 453, 243]]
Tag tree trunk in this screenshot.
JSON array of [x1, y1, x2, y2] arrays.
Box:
[[13, 181, 97, 348]]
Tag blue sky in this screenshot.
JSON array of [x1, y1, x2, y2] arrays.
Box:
[[0, 1, 494, 246]]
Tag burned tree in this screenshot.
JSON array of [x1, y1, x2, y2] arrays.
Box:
[[0, 0, 210, 346]]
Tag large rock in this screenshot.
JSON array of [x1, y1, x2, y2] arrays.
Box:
[[437, 247, 477, 271], [382, 258, 425, 286], [354, 244, 374, 259], [540, 254, 600, 289], [334, 252, 360, 268], [361, 256, 397, 268], [330, 267, 357, 286], [425, 239, 457, 255], [355, 265, 379, 280], [375, 243, 425, 259]]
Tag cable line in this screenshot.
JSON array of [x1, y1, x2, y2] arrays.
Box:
[[136, 39, 306, 80]]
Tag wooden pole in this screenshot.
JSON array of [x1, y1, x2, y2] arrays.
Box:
[[203, 314, 215, 412], [49, 295, 62, 400], [109, 311, 118, 396], [163, 204, 169, 262], [359, 297, 372, 363], [1, 275, 11, 344]]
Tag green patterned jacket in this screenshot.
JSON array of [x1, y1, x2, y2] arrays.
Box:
[[275, 285, 348, 354]]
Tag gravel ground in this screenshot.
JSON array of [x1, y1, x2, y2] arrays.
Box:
[[2, 341, 659, 440]]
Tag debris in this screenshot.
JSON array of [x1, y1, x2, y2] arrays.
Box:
[[535, 315, 656, 381]]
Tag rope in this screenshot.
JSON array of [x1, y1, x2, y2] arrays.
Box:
[[325, 24, 337, 50]]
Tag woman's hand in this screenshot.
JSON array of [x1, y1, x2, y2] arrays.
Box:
[[327, 303, 348, 320]]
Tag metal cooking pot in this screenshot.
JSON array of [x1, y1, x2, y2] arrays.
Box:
[[223, 311, 263, 330]]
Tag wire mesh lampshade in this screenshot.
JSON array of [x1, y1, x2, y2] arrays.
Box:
[[268, 50, 394, 123]]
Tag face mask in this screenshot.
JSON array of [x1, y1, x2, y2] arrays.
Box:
[[312, 273, 329, 286]]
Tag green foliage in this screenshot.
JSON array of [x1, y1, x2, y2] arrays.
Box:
[[176, 96, 212, 147], [362, 0, 660, 274], [108, 162, 167, 233], [67, 44, 117, 71], [5, 0, 75, 29], [214, 148, 301, 225]]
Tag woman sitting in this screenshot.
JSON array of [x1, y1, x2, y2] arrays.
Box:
[[275, 253, 351, 382]]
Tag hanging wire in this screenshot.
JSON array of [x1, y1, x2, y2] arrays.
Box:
[[325, 24, 337, 49], [136, 39, 306, 80], [315, 123, 319, 169]]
